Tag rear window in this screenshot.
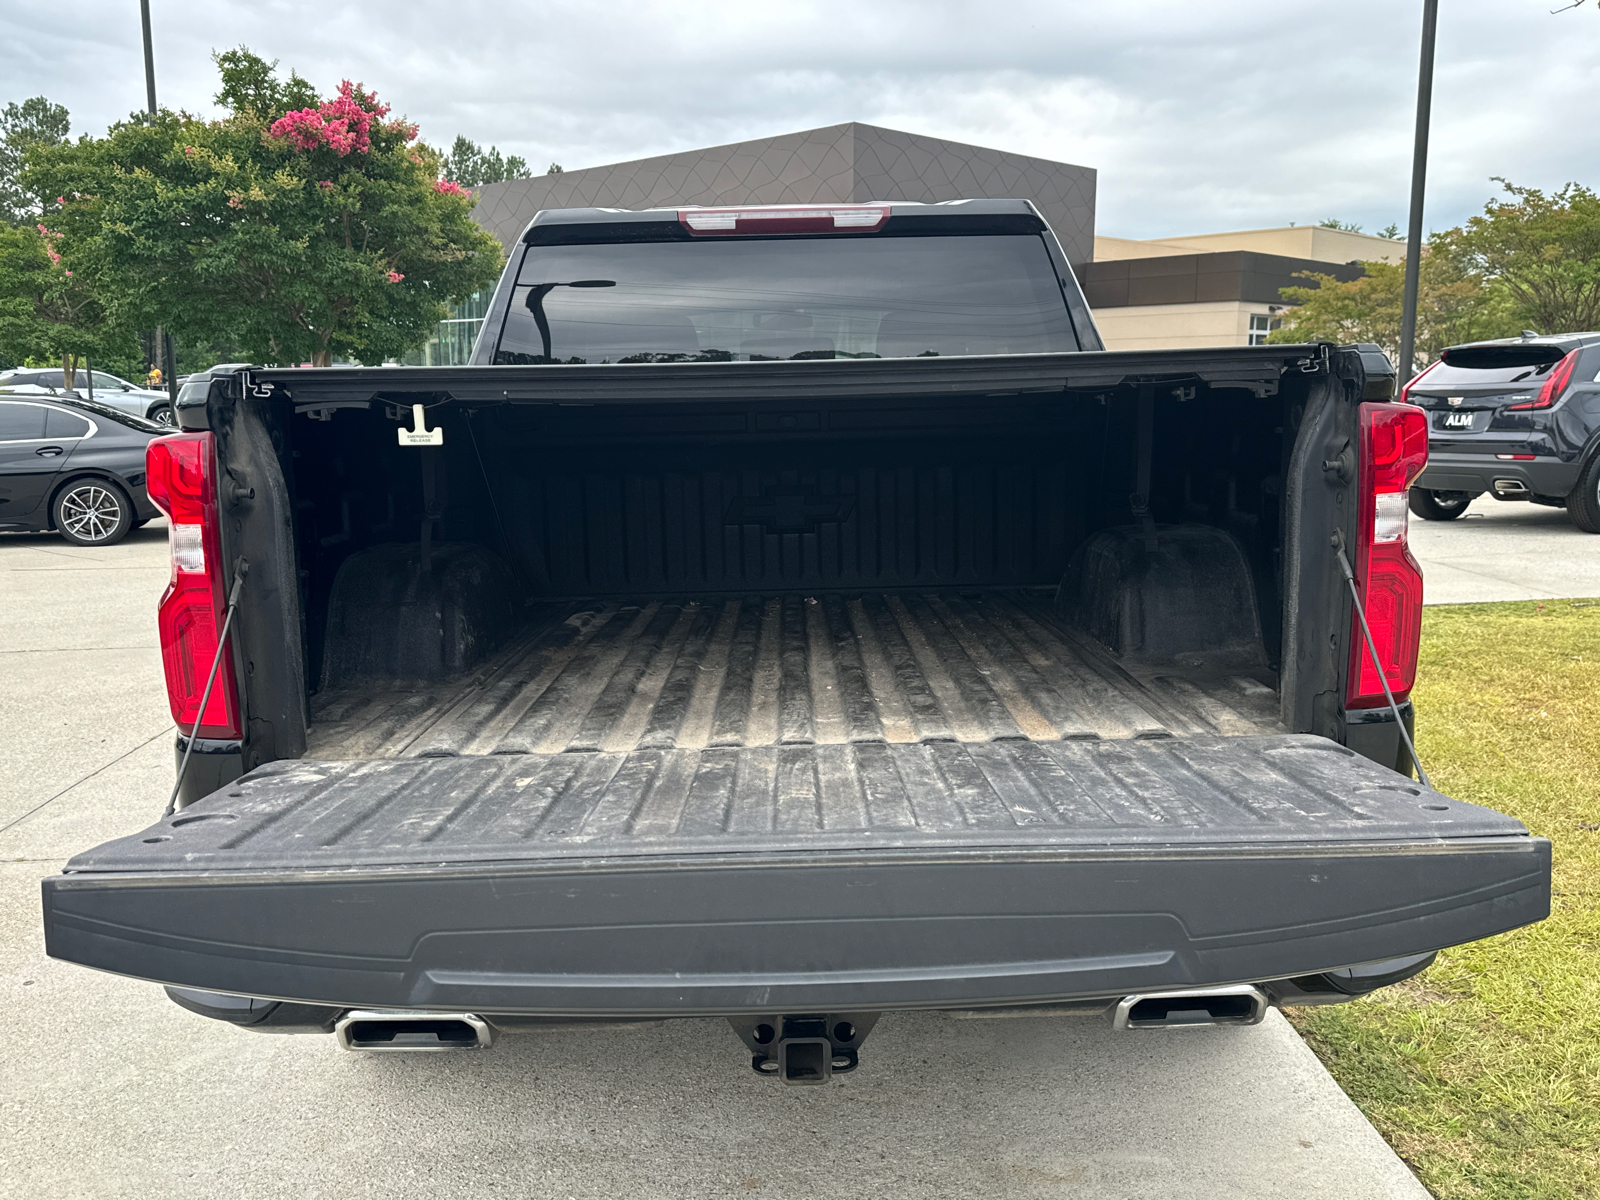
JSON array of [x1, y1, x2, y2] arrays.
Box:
[[0, 402, 46, 440], [494, 234, 1079, 364], [1423, 345, 1574, 388], [52, 396, 161, 434], [44, 407, 92, 438]]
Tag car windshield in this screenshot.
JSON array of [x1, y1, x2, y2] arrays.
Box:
[[54, 395, 162, 434], [494, 234, 1079, 364]]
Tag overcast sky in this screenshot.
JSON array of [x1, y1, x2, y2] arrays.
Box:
[[7, 0, 1597, 240]]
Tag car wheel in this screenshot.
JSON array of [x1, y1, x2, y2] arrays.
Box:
[[53, 479, 134, 546], [1569, 456, 1600, 533], [1408, 489, 1475, 521], [148, 405, 175, 427]]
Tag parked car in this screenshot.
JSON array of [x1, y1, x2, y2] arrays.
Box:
[[41, 200, 1548, 1081], [0, 393, 163, 545], [0, 368, 177, 426], [1406, 331, 1600, 531]]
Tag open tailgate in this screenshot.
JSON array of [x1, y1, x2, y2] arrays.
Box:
[[42, 734, 1549, 1015]]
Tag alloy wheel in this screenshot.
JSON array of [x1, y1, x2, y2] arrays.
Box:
[[59, 485, 124, 543]]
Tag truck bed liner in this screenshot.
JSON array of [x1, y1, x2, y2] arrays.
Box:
[[306, 589, 1281, 761], [45, 740, 1546, 1015], [66, 733, 1530, 872]]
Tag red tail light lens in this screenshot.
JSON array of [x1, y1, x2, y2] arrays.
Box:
[[146, 433, 241, 740], [679, 205, 890, 235], [1398, 360, 1438, 405], [1347, 402, 1428, 710], [1506, 349, 1578, 410]]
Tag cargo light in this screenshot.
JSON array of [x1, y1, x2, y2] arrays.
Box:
[[1506, 349, 1578, 410], [146, 433, 241, 740], [1347, 402, 1428, 710], [679, 205, 890, 236]]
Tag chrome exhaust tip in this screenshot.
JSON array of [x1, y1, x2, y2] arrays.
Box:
[[1492, 479, 1529, 495], [335, 1010, 494, 1051], [1111, 985, 1269, 1030]]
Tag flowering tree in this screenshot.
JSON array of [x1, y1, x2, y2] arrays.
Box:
[[0, 220, 125, 381], [28, 50, 503, 366]]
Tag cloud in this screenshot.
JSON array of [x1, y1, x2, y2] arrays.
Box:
[[5, 0, 1597, 238]]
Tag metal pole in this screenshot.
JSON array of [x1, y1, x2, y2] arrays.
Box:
[[139, 0, 157, 115], [142, 1, 165, 397], [1398, 0, 1438, 381]]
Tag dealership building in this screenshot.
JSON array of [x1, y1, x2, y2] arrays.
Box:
[[410, 123, 1404, 363]]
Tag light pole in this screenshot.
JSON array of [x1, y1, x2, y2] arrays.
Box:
[[139, 0, 177, 400], [1397, 0, 1439, 382], [139, 0, 157, 115]]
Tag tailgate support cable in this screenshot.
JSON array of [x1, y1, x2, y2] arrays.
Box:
[[1332, 535, 1431, 789], [164, 558, 250, 817]]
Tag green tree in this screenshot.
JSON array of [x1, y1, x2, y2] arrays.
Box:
[[0, 97, 71, 225], [1443, 179, 1600, 336], [441, 136, 529, 188], [1269, 248, 1520, 375], [0, 221, 129, 382], [28, 50, 504, 367]]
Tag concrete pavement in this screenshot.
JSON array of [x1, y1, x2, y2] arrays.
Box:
[[1410, 494, 1600, 604], [0, 522, 1432, 1200]]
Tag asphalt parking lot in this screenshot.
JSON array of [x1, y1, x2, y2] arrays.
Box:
[[0, 520, 1439, 1200], [1410, 494, 1600, 603]]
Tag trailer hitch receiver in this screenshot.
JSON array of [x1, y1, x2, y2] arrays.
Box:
[[728, 1013, 880, 1085]]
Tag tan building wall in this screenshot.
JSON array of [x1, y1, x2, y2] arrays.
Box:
[[1086, 224, 1396, 350], [1093, 301, 1278, 352], [1094, 225, 1406, 266]]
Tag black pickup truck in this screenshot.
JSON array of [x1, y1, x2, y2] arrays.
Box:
[[41, 200, 1549, 1082]]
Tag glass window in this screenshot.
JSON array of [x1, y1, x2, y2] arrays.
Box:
[[1248, 313, 1280, 346], [92, 372, 129, 391], [0, 402, 47, 440], [44, 407, 92, 438], [1421, 347, 1571, 389], [495, 234, 1079, 364]]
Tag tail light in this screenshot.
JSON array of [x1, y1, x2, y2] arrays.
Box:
[[1506, 349, 1578, 410], [679, 204, 890, 235], [1398, 360, 1438, 405], [1347, 402, 1428, 710], [146, 433, 241, 740]]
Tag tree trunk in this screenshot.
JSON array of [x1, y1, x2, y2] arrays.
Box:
[[61, 353, 79, 391], [312, 349, 333, 367]]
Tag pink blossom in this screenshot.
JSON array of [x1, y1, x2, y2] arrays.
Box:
[[318, 179, 335, 190], [63, 270, 71, 276], [55, 196, 64, 204], [184, 146, 195, 155], [227, 196, 244, 209], [268, 81, 391, 157], [433, 179, 469, 197], [386, 270, 404, 283]]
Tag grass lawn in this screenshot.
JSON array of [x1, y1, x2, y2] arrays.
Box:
[[1288, 599, 1600, 1198]]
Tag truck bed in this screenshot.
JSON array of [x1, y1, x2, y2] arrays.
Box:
[[305, 588, 1281, 761], [46, 586, 1547, 1016]]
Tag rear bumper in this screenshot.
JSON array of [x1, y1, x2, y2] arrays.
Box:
[[42, 837, 1550, 1017], [1417, 451, 1579, 498]]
